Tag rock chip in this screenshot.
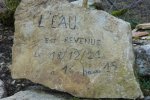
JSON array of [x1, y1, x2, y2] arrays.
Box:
[[11, 0, 143, 99], [0, 80, 6, 98], [134, 45, 150, 76]]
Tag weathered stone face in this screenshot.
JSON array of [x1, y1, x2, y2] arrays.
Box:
[[12, 0, 143, 99]]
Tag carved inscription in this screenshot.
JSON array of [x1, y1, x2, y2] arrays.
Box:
[[38, 13, 77, 30], [34, 45, 118, 76], [33, 35, 118, 76], [34, 48, 102, 60], [83, 61, 117, 76], [52, 61, 118, 76], [43, 37, 101, 46], [36, 12, 119, 77], [64, 37, 101, 46]]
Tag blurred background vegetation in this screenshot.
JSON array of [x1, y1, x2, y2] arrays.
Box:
[[102, 0, 150, 29], [0, 0, 150, 28], [0, 0, 20, 26]]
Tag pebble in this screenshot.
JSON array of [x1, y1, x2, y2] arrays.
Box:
[[144, 96, 150, 100], [0, 80, 7, 98], [134, 44, 150, 76]]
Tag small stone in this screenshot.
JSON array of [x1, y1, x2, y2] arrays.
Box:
[[11, 80, 16, 85], [0, 90, 68, 100], [144, 96, 150, 100], [0, 80, 6, 98], [134, 45, 150, 76], [71, 0, 103, 10], [0, 0, 7, 13], [136, 23, 150, 30], [0, 35, 2, 41], [141, 36, 150, 40], [71, 0, 95, 7], [132, 31, 149, 38]]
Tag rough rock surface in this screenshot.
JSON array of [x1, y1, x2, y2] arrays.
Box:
[[134, 45, 150, 76], [11, 0, 143, 99], [0, 90, 67, 100], [0, 80, 6, 98]]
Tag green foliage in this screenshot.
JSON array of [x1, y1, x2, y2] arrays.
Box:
[[139, 77, 150, 90], [126, 19, 139, 29], [0, 10, 14, 26], [0, 0, 20, 26], [111, 9, 128, 17], [139, 77, 150, 95], [71, 97, 80, 100], [89, 3, 104, 10], [5, 0, 20, 11], [111, 9, 139, 29]]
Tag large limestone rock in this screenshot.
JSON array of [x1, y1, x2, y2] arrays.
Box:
[[11, 0, 143, 99]]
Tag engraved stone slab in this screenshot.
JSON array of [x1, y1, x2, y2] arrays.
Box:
[[12, 0, 143, 99]]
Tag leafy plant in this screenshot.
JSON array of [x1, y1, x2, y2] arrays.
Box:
[[0, 0, 21, 26], [139, 76, 150, 96], [5, 0, 20, 11], [111, 9, 128, 17], [0, 10, 14, 26], [127, 19, 139, 29], [139, 77, 150, 90], [71, 97, 80, 100], [108, 0, 144, 29]]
